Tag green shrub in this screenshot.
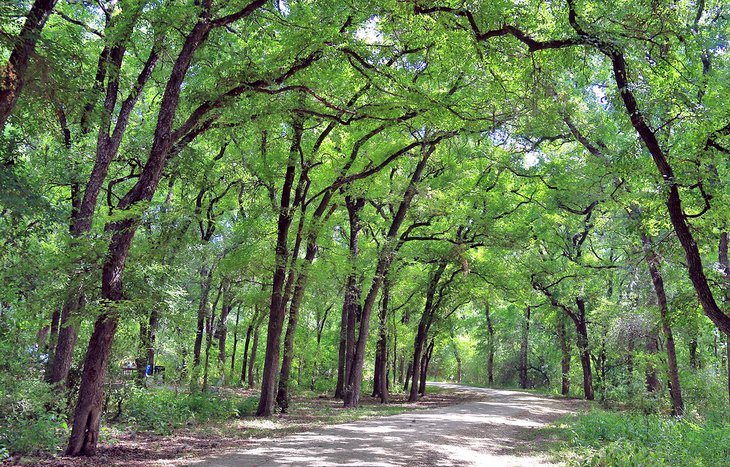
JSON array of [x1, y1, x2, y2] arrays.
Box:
[[0, 377, 68, 455], [121, 387, 247, 434], [552, 408, 730, 466], [235, 395, 259, 416]]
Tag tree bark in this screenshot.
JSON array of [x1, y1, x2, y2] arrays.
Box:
[[574, 299, 594, 401], [419, 339, 435, 396], [409, 262, 446, 402], [248, 313, 262, 389], [558, 313, 571, 396], [345, 144, 436, 407], [218, 282, 232, 385], [257, 117, 302, 416], [202, 283, 222, 391], [534, 282, 594, 401], [373, 276, 390, 403], [605, 48, 730, 335], [336, 198, 365, 399], [485, 302, 495, 386], [66, 4, 236, 452], [0, 0, 58, 131], [192, 264, 213, 388], [718, 232, 730, 403], [230, 305, 241, 375], [240, 320, 253, 385], [643, 235, 684, 415], [403, 362, 412, 393], [519, 305, 531, 389], [48, 290, 84, 385]]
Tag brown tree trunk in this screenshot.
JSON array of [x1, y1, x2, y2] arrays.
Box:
[[485, 303, 494, 386], [606, 48, 730, 335], [202, 283, 222, 391], [645, 331, 661, 394], [643, 235, 684, 415], [419, 339, 435, 396], [240, 320, 253, 385], [718, 232, 730, 403], [575, 299, 594, 401], [374, 277, 390, 403], [66, 2, 272, 448], [344, 144, 437, 408], [409, 262, 446, 402], [403, 362, 412, 393], [257, 118, 302, 416], [558, 313, 571, 396], [0, 0, 58, 131], [336, 198, 364, 399], [248, 315, 262, 389], [48, 290, 84, 385], [66, 224, 132, 456], [50, 24, 159, 389], [192, 264, 213, 388], [218, 282, 232, 385], [44, 307, 61, 377], [519, 305, 531, 389], [276, 277, 305, 412], [230, 305, 241, 375]]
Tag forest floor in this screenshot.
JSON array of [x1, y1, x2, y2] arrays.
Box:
[[28, 383, 585, 466]]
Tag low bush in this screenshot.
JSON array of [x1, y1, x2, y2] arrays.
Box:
[[0, 377, 68, 456], [550, 408, 730, 466], [121, 387, 250, 434]]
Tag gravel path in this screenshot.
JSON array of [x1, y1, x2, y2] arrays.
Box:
[[179, 383, 582, 466]]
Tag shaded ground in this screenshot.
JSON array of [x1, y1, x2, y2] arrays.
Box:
[[183, 383, 585, 466], [27, 385, 483, 467]]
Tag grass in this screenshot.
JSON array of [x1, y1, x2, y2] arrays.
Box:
[[542, 407, 730, 466]]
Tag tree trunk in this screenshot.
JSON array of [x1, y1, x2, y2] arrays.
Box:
[[344, 144, 436, 408], [248, 315, 262, 389], [66, 223, 133, 456], [403, 362, 412, 393], [230, 305, 241, 375], [645, 331, 661, 393], [558, 313, 571, 396], [575, 299, 594, 401], [718, 232, 730, 404], [218, 282, 232, 385], [336, 198, 365, 400], [485, 303, 494, 386], [48, 290, 84, 385], [409, 321, 429, 402], [409, 262, 447, 403], [192, 264, 213, 389], [66, 9, 227, 451], [241, 321, 253, 385], [519, 305, 531, 389], [335, 287, 349, 399], [0, 0, 58, 131], [607, 48, 730, 335], [257, 119, 302, 416], [52, 14, 159, 391], [374, 277, 390, 403], [44, 307, 61, 377], [276, 279, 305, 412], [643, 235, 684, 415], [202, 283, 222, 391], [419, 339, 435, 396]]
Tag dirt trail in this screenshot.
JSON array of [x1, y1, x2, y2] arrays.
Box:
[[178, 383, 583, 467]]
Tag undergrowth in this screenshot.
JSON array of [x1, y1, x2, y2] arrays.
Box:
[[546, 407, 730, 466]]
